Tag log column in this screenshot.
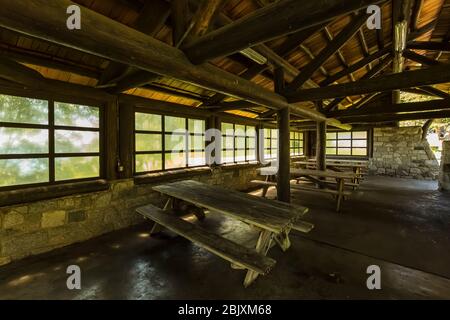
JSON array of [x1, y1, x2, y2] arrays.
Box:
[[118, 103, 135, 179], [316, 121, 327, 172], [275, 67, 290, 202]]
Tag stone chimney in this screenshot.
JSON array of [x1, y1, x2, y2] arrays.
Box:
[[439, 141, 450, 191]]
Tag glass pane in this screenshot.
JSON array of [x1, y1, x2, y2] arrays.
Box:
[[235, 137, 245, 149], [235, 124, 246, 136], [271, 138, 277, 148], [264, 128, 271, 138], [290, 132, 295, 139], [222, 150, 234, 163], [264, 138, 271, 148], [326, 132, 336, 139], [0, 128, 48, 154], [0, 94, 48, 125], [55, 130, 99, 153], [326, 148, 337, 155], [55, 102, 99, 128], [338, 132, 351, 139], [165, 133, 186, 151], [352, 148, 367, 156], [222, 136, 234, 149], [271, 129, 278, 139], [189, 135, 204, 150], [135, 113, 161, 131], [338, 140, 351, 147], [0, 158, 49, 187], [136, 153, 162, 172], [188, 119, 204, 134], [135, 133, 162, 152], [221, 123, 234, 136], [235, 149, 246, 162], [299, 133, 304, 140], [247, 137, 255, 149], [353, 140, 367, 148], [55, 156, 99, 181], [353, 131, 367, 139], [246, 126, 256, 137], [337, 148, 351, 155], [165, 116, 185, 132], [165, 152, 186, 169], [247, 149, 256, 161], [188, 152, 205, 167], [326, 140, 337, 147]]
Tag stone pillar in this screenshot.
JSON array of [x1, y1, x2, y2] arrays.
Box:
[[439, 141, 450, 191]]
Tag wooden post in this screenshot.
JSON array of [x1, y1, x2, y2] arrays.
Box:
[[105, 98, 119, 180], [316, 121, 327, 172], [118, 103, 135, 179], [275, 67, 290, 203]]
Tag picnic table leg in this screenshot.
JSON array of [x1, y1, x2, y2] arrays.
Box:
[[336, 178, 345, 212], [274, 229, 291, 252], [150, 197, 173, 235], [243, 230, 273, 287]]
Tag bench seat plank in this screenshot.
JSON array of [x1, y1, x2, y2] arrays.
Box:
[[137, 204, 276, 275]]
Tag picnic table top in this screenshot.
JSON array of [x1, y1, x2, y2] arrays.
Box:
[[152, 180, 308, 233], [293, 161, 368, 169], [290, 168, 358, 179], [307, 158, 369, 165]]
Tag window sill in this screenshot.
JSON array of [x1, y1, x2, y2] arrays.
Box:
[[134, 162, 262, 185], [0, 180, 110, 208]]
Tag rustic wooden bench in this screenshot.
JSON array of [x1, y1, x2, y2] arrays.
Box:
[[137, 204, 276, 276], [139, 180, 312, 287]]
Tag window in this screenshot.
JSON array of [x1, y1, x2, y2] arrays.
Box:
[[0, 94, 101, 189], [135, 112, 206, 173], [263, 128, 278, 161], [221, 123, 256, 164], [326, 131, 368, 156], [290, 131, 304, 156]]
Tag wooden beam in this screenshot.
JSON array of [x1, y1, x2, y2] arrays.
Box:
[[316, 121, 327, 172], [0, 56, 45, 85], [183, 0, 383, 64], [286, 13, 369, 91], [419, 86, 450, 99], [0, 0, 334, 122], [171, 0, 190, 47], [403, 50, 447, 66], [99, 0, 170, 86], [320, 46, 391, 86], [411, 0, 424, 31], [407, 41, 450, 52], [336, 98, 450, 118], [286, 64, 450, 102], [0, 48, 100, 79], [189, 0, 224, 37], [341, 110, 450, 123]]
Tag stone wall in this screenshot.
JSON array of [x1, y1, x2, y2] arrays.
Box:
[[369, 126, 440, 180], [0, 165, 260, 266], [439, 141, 450, 191]]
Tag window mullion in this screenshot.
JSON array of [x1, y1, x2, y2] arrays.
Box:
[[49, 100, 55, 183]]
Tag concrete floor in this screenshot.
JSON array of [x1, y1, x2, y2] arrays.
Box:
[[1, 176, 449, 299]]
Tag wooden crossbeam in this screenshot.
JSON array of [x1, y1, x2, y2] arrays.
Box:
[[188, 0, 224, 38], [407, 41, 450, 52], [286, 64, 450, 102], [340, 110, 450, 123], [183, 0, 383, 64], [286, 13, 369, 91], [99, 0, 170, 87], [0, 56, 45, 85], [403, 50, 447, 66]]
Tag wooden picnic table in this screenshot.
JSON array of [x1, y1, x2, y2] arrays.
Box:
[[255, 167, 357, 212], [137, 180, 312, 287], [293, 160, 367, 184]]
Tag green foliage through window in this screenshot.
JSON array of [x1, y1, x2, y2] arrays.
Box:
[[0, 94, 101, 188]]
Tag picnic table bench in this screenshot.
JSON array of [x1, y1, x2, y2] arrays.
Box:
[[136, 180, 313, 287]]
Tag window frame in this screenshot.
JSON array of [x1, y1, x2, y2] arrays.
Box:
[[263, 127, 278, 161], [326, 130, 369, 158], [134, 110, 207, 174], [221, 122, 257, 165], [0, 92, 104, 191], [290, 131, 304, 156]]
